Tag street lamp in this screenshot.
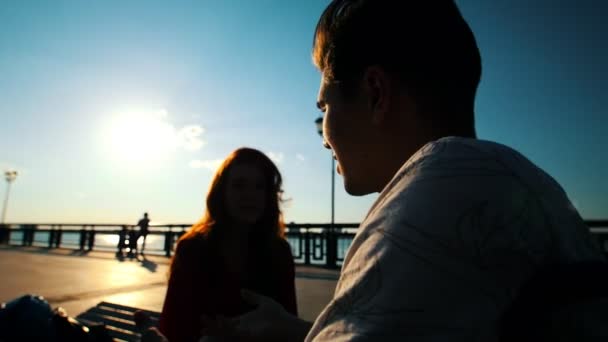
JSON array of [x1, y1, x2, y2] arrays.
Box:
[[2, 170, 18, 224], [315, 117, 335, 227], [315, 116, 338, 268]]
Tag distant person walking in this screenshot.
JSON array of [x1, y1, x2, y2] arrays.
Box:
[[136, 212, 150, 255]]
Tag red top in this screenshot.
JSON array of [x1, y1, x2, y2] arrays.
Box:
[[158, 233, 298, 342]]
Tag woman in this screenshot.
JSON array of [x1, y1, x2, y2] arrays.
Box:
[[158, 147, 297, 342]]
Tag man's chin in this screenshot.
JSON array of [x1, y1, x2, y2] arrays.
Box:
[[344, 179, 374, 196]]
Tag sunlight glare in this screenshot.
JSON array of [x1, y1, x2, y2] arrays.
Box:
[[101, 234, 120, 246], [104, 108, 177, 163]]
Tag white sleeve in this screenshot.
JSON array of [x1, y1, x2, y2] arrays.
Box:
[[308, 166, 548, 341], [306, 140, 603, 342]]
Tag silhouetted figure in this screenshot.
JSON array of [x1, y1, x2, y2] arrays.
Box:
[[136, 213, 150, 255], [127, 228, 138, 259], [205, 1, 606, 341], [116, 225, 128, 258], [158, 148, 297, 342]]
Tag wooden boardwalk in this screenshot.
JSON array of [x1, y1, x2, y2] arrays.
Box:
[[76, 301, 161, 342], [0, 246, 338, 341]]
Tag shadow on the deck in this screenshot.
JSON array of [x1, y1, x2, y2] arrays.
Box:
[[76, 302, 161, 342], [140, 257, 158, 273], [70, 250, 91, 256], [0, 245, 170, 268]]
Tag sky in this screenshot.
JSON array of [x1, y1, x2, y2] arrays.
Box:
[[0, 0, 606, 225]]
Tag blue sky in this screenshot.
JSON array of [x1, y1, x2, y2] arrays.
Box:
[[0, 0, 606, 225]]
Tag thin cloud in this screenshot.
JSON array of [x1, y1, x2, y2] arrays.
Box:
[[266, 152, 284, 164], [155, 108, 169, 118], [178, 125, 206, 151], [189, 159, 223, 172], [296, 154, 306, 162]]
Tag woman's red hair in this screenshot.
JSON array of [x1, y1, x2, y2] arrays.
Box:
[[176, 147, 286, 250]]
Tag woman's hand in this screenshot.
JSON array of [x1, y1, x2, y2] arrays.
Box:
[[201, 289, 309, 341], [140, 327, 169, 342], [200, 314, 237, 337]]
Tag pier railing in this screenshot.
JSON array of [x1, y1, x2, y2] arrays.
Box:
[[1, 220, 607, 268]]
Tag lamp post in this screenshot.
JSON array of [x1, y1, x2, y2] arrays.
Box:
[[315, 117, 337, 268], [2, 170, 18, 224], [315, 117, 335, 227]]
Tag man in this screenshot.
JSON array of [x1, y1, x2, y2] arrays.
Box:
[[136, 212, 150, 255], [201, 1, 605, 341]]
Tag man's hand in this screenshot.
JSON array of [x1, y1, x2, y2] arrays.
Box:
[[202, 289, 311, 341], [200, 314, 237, 337], [230, 289, 291, 339]]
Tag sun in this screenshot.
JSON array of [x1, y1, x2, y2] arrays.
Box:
[[103, 108, 177, 163]]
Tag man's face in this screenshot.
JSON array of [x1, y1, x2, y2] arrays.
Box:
[[317, 73, 377, 196]]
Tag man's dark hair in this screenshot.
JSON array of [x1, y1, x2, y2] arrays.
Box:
[[313, 0, 481, 137]]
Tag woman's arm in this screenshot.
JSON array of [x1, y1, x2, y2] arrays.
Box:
[[159, 238, 203, 342], [275, 238, 298, 316]]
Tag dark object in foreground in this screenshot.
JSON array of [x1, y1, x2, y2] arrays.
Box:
[[500, 261, 608, 341], [0, 294, 113, 341]]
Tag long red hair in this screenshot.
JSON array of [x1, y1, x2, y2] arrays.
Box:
[[179, 147, 286, 243]]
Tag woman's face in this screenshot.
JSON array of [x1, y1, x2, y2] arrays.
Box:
[[223, 163, 268, 226]]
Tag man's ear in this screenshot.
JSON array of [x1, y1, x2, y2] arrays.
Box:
[[363, 66, 391, 126]]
